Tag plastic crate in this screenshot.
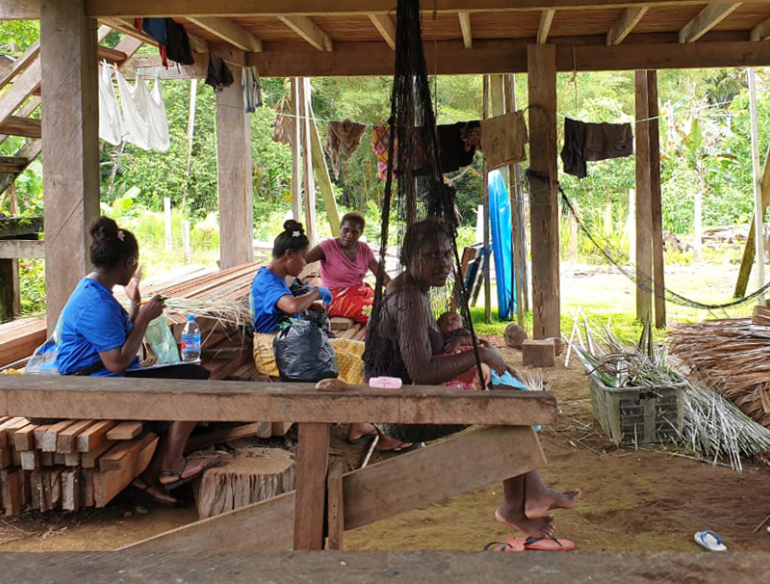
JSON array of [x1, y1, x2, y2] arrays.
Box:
[[588, 374, 685, 445]]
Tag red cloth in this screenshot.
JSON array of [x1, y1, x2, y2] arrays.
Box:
[[327, 285, 375, 324]]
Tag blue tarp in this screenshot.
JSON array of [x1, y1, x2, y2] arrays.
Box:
[[488, 170, 516, 320]]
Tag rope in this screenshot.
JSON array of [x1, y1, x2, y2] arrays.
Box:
[[525, 169, 770, 311]]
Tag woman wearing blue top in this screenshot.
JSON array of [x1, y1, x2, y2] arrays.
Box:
[[55, 216, 218, 507], [250, 220, 408, 450]]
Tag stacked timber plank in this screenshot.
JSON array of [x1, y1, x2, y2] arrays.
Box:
[[330, 318, 366, 342], [0, 417, 158, 515], [669, 318, 770, 429]]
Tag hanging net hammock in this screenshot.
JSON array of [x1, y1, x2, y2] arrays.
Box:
[[363, 0, 485, 443]]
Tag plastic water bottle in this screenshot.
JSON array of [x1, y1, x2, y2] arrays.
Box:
[[180, 315, 202, 362]]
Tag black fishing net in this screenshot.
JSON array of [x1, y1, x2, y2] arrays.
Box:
[[364, 0, 485, 442]]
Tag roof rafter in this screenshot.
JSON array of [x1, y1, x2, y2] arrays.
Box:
[[678, 3, 742, 44], [369, 14, 396, 51], [537, 10, 555, 44], [187, 16, 262, 52], [278, 15, 333, 52], [606, 6, 649, 45], [751, 17, 770, 42], [458, 12, 472, 49]]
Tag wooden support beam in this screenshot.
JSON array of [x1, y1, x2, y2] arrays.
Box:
[[187, 17, 262, 52], [0, 240, 44, 259], [0, 59, 41, 129], [0, 139, 42, 195], [537, 10, 555, 45], [74, 1, 770, 19], [278, 16, 333, 52], [368, 14, 396, 51], [308, 100, 341, 234], [751, 17, 770, 42], [635, 70, 653, 322], [290, 78, 302, 222], [326, 458, 345, 550], [215, 52, 254, 270], [300, 78, 316, 246], [0, 40, 38, 91], [0, 376, 559, 426], [527, 44, 560, 340], [40, 0, 101, 333], [0, 116, 40, 139], [124, 425, 544, 553], [679, 3, 742, 44], [458, 12, 473, 49], [293, 423, 329, 550], [606, 6, 649, 45], [647, 70, 665, 328]]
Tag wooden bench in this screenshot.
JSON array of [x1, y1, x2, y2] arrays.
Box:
[[0, 375, 556, 551]]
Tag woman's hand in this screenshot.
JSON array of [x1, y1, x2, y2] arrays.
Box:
[[125, 266, 143, 305], [140, 294, 165, 322], [315, 286, 333, 306]]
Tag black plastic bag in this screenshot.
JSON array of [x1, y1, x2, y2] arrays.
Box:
[[273, 319, 338, 382]]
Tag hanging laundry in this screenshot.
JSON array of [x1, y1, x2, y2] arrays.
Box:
[[561, 118, 634, 178], [114, 70, 170, 152], [480, 111, 528, 170], [115, 69, 150, 150], [272, 97, 294, 146], [147, 79, 170, 152], [243, 67, 263, 113], [135, 18, 169, 68], [205, 54, 234, 92], [459, 121, 481, 152], [165, 19, 195, 66], [372, 125, 398, 180], [437, 122, 477, 173], [98, 63, 123, 146], [326, 120, 367, 178]]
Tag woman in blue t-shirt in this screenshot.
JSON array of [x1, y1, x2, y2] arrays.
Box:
[[55, 216, 218, 507]]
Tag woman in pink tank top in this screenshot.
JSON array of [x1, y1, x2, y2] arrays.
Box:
[[306, 212, 390, 325]]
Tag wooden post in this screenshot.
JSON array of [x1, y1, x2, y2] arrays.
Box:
[[482, 75, 491, 324], [293, 423, 329, 550], [527, 44, 560, 340], [627, 188, 636, 264], [216, 56, 254, 270], [307, 102, 340, 234], [290, 78, 302, 222], [182, 220, 191, 263], [634, 70, 653, 323], [164, 197, 172, 251], [749, 67, 766, 304], [326, 458, 345, 550], [647, 70, 666, 328], [40, 0, 100, 333], [504, 74, 527, 326], [569, 201, 579, 263], [300, 78, 316, 247]]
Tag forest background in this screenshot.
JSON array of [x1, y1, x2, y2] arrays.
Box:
[[1, 21, 768, 317]]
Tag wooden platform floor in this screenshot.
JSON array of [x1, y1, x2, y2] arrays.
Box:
[[0, 551, 767, 584]]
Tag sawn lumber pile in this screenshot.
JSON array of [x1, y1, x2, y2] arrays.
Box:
[[0, 417, 157, 515], [669, 318, 770, 429]]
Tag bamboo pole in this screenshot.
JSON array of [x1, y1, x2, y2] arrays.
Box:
[[749, 67, 765, 304], [483, 74, 491, 324]]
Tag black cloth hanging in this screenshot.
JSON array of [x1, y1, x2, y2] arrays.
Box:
[[205, 55, 234, 92], [437, 122, 477, 173], [561, 117, 634, 178], [165, 19, 195, 66]]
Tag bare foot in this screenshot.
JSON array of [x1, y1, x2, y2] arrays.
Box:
[[495, 504, 555, 539], [347, 422, 377, 442], [524, 485, 582, 519]]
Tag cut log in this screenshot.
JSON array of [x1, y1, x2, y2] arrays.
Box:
[[752, 305, 770, 326], [521, 339, 556, 368], [106, 421, 143, 441], [195, 447, 295, 520]]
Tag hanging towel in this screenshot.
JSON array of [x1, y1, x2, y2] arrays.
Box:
[[480, 111, 528, 170], [136, 18, 169, 68], [98, 64, 123, 146], [437, 122, 477, 173], [243, 67, 263, 113], [561, 118, 634, 178], [205, 54, 234, 92], [114, 69, 150, 150], [165, 19, 195, 66], [373, 125, 397, 179], [326, 120, 367, 178], [147, 79, 170, 152]]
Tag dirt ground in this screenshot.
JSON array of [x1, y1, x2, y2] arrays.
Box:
[[1, 340, 769, 553]]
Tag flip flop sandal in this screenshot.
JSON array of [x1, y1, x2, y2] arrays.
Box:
[[346, 433, 377, 446], [694, 530, 727, 552], [377, 442, 416, 453], [484, 537, 526, 552], [160, 454, 221, 491], [523, 536, 576, 551], [132, 478, 178, 508]]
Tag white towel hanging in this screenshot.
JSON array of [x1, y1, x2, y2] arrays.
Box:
[[114, 68, 151, 150], [98, 63, 123, 146], [147, 78, 170, 152]]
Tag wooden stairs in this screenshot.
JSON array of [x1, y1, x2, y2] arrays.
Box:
[[0, 26, 145, 199]]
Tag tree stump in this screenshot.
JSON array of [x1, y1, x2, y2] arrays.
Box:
[[504, 324, 528, 349], [522, 339, 556, 368], [195, 448, 296, 520]]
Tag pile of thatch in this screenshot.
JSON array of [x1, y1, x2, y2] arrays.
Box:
[[669, 318, 770, 429]]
